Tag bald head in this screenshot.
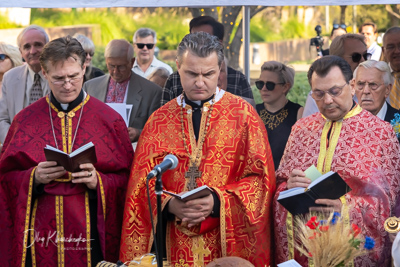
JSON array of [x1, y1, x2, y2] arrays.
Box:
[[104, 39, 134, 61]]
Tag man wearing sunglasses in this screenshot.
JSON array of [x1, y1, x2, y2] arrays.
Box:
[[131, 28, 173, 79], [359, 22, 382, 61], [273, 55, 400, 266], [0, 25, 50, 144], [84, 39, 162, 143], [303, 34, 369, 117]]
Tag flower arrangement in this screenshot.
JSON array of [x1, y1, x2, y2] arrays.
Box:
[[295, 212, 375, 267], [390, 113, 400, 138]]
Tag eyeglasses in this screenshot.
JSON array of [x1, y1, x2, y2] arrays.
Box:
[[333, 24, 347, 30], [86, 51, 94, 57], [311, 83, 347, 100], [0, 54, 9, 61], [51, 75, 83, 86], [350, 52, 371, 63], [136, 43, 155, 49], [255, 81, 285, 91], [355, 81, 383, 91], [107, 63, 128, 72]]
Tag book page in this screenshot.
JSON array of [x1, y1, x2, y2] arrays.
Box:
[[107, 103, 129, 127], [304, 165, 322, 182], [70, 142, 94, 157], [45, 145, 67, 155]]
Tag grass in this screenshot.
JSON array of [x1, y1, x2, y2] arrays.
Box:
[[252, 71, 310, 106]]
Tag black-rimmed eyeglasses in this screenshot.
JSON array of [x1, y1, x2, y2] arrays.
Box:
[[333, 24, 347, 30]]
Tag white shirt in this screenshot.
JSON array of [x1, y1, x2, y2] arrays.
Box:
[[393, 232, 400, 267], [132, 56, 173, 78], [375, 101, 387, 120], [24, 66, 47, 107], [368, 42, 382, 61]]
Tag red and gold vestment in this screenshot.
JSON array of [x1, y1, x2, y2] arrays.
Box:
[[0, 95, 133, 266], [120, 91, 276, 266], [273, 105, 400, 266]]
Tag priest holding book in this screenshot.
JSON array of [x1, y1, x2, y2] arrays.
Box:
[[120, 32, 276, 266], [0, 36, 134, 266], [273, 55, 400, 266]]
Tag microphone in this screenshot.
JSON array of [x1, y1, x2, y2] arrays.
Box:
[[147, 154, 178, 179]]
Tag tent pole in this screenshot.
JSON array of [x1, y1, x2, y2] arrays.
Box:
[[243, 6, 250, 83]]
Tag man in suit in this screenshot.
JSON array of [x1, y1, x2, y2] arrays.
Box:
[[0, 25, 50, 143], [84, 39, 162, 142], [353, 60, 399, 124]]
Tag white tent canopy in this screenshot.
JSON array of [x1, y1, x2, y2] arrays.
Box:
[[0, 0, 399, 8]]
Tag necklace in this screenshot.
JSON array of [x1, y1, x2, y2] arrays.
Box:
[[180, 93, 215, 190], [48, 95, 85, 152], [260, 101, 289, 130]]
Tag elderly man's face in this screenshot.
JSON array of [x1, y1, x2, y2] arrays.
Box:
[[383, 31, 400, 72], [177, 51, 220, 101], [43, 56, 85, 104], [106, 57, 134, 83], [353, 67, 391, 115], [19, 29, 47, 72], [312, 66, 354, 121], [134, 35, 155, 66], [343, 38, 368, 72]]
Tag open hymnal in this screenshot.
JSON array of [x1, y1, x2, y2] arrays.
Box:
[[44, 142, 97, 173], [163, 185, 212, 202], [277, 259, 302, 267], [277, 170, 351, 215]]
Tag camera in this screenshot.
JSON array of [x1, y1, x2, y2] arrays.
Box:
[[310, 25, 324, 57]]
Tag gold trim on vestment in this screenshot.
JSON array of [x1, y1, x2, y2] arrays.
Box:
[[56, 195, 65, 267], [213, 188, 227, 257], [192, 236, 211, 266], [22, 167, 36, 267], [30, 199, 38, 266], [97, 172, 106, 219], [85, 191, 92, 266], [286, 213, 294, 260]]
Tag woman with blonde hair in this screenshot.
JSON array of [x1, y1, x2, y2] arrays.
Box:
[[255, 61, 304, 170], [0, 42, 23, 90]]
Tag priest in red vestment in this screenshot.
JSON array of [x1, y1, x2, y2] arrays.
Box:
[[273, 56, 400, 266], [0, 36, 133, 266], [120, 32, 275, 266]]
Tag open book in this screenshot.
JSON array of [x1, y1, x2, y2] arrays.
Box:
[[163, 185, 212, 202], [277, 259, 302, 267], [44, 142, 97, 173], [277, 171, 351, 215]]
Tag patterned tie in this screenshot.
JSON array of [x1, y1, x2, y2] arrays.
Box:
[[390, 72, 400, 109], [29, 73, 43, 105]]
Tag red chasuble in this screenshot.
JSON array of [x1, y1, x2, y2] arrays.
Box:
[[120, 91, 276, 266], [273, 106, 400, 266], [0, 95, 133, 266]]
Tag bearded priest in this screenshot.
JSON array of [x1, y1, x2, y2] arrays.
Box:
[[119, 32, 275, 266], [0, 36, 134, 266]]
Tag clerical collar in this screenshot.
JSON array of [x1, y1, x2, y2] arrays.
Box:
[[50, 90, 84, 112], [183, 93, 214, 109]]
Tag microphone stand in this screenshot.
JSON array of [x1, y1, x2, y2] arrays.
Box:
[[155, 173, 163, 267]]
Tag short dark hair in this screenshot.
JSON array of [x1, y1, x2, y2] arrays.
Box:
[[359, 22, 377, 34], [189, 15, 225, 42], [307, 55, 353, 86], [40, 35, 86, 72]]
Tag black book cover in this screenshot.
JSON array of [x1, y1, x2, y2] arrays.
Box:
[[277, 171, 352, 215]]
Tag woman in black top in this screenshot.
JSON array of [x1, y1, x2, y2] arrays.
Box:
[[255, 61, 303, 170]]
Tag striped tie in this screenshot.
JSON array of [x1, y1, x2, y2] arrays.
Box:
[[29, 73, 43, 105], [390, 72, 400, 109]]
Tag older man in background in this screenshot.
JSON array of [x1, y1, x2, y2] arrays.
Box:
[[132, 28, 173, 78], [274, 56, 400, 266], [353, 60, 398, 123], [84, 39, 162, 142], [382, 26, 400, 109], [0, 25, 50, 143]]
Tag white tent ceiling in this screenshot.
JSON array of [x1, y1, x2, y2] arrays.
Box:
[[1, 0, 399, 8]]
